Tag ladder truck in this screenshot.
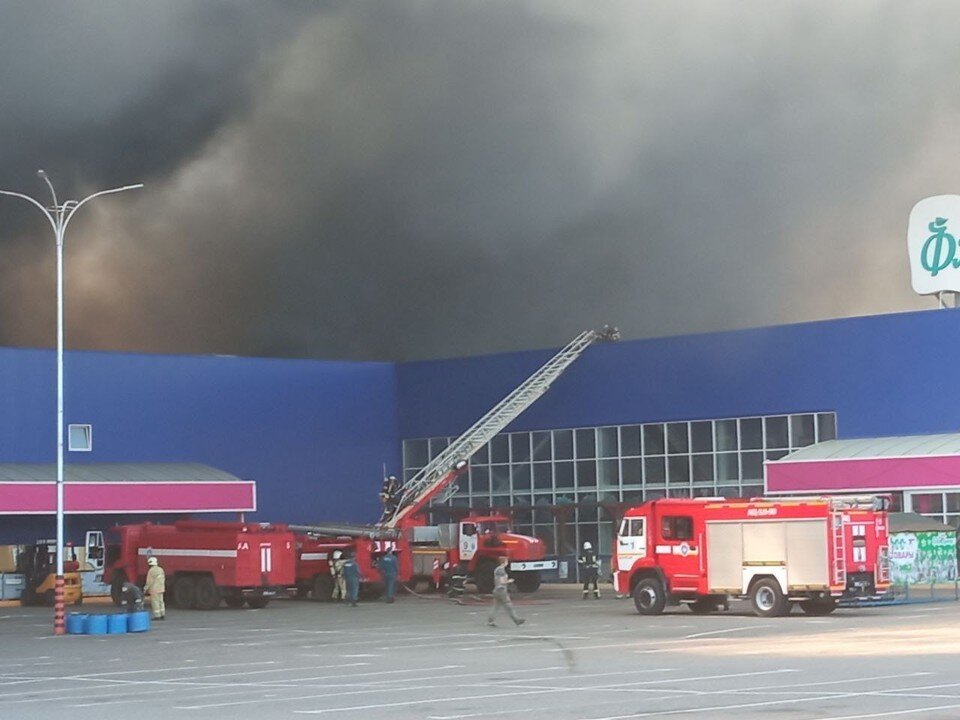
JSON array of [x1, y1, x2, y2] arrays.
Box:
[[292, 326, 620, 598]]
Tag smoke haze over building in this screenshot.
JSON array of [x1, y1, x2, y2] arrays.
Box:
[[0, 1, 956, 361]]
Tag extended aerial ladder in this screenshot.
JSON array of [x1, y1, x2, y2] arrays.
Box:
[[382, 325, 620, 528], [290, 325, 619, 539]]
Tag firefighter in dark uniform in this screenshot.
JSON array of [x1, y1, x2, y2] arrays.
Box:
[[380, 475, 401, 521], [578, 541, 601, 599]]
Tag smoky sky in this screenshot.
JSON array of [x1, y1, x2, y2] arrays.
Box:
[[0, 1, 957, 362]]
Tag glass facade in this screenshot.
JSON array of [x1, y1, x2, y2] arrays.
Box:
[[403, 412, 837, 560], [907, 491, 960, 528]]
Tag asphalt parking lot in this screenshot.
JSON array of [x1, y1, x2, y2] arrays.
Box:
[[2, 585, 960, 720]]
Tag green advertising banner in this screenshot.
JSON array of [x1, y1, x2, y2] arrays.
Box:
[[889, 531, 958, 584]]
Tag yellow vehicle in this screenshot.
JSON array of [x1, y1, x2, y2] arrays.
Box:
[[17, 541, 83, 606]]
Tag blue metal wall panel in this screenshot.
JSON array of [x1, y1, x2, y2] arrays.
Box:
[[395, 310, 960, 442], [0, 348, 399, 541]]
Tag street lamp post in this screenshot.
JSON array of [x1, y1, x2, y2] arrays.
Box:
[[0, 171, 142, 635]]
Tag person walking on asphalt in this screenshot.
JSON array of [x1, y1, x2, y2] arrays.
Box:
[[487, 555, 524, 627], [342, 551, 361, 607], [330, 549, 346, 601], [377, 548, 399, 603], [144, 556, 166, 620], [578, 541, 601, 599]]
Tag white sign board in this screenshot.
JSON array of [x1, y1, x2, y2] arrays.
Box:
[[907, 195, 960, 294]]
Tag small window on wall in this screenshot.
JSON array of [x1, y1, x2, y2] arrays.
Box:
[[68, 424, 92, 452], [661, 515, 693, 541]]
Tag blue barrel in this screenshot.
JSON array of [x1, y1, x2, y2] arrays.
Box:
[[86, 614, 108, 635], [107, 614, 128, 634], [66, 614, 86, 635], [127, 610, 151, 633]]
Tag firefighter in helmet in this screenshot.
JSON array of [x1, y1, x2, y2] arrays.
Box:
[[144, 556, 166, 619], [379, 475, 401, 521], [578, 541, 601, 599], [330, 549, 347, 601]]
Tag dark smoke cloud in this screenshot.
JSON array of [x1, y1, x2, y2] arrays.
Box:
[[0, 1, 956, 361]]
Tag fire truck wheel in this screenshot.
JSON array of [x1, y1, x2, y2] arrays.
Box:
[[799, 598, 837, 615], [110, 572, 127, 606], [750, 578, 787, 617], [633, 578, 666, 615], [224, 595, 245, 609], [514, 572, 541, 593], [312, 574, 334, 601], [246, 597, 269, 609], [194, 576, 221, 610], [475, 561, 497, 594], [172, 576, 196, 609]]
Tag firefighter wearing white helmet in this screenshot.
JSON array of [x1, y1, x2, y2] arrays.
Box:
[[578, 541, 601, 599], [330, 550, 347, 601], [143, 555, 166, 620]]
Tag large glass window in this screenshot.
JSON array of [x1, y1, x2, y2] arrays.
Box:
[[532, 432, 552, 461], [511, 433, 531, 463], [765, 416, 788, 449], [620, 425, 641, 456], [691, 422, 713, 453], [598, 427, 619, 458], [490, 435, 509, 464], [643, 424, 665, 455], [554, 430, 574, 460], [406, 410, 837, 574], [740, 418, 763, 450], [791, 414, 815, 447], [668, 455, 690, 485], [404, 439, 429, 468], [575, 429, 596, 459], [667, 423, 689, 454], [716, 420, 737, 452], [621, 457, 642, 486], [576, 461, 597, 487]]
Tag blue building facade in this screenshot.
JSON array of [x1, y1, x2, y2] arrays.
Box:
[[0, 348, 399, 543], [2, 309, 958, 549]]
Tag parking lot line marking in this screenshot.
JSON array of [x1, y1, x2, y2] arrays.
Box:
[[812, 705, 960, 720], [0, 663, 375, 705], [581, 676, 949, 720], [684, 624, 772, 639], [62, 665, 465, 709], [290, 669, 795, 717]]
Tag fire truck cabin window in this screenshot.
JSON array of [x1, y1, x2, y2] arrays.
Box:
[[620, 518, 644, 537], [462, 522, 477, 536], [661, 516, 694, 541]]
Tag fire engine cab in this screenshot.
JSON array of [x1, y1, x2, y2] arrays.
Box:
[[613, 496, 890, 617]]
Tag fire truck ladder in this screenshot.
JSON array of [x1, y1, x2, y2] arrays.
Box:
[[832, 517, 847, 587], [382, 325, 620, 529]]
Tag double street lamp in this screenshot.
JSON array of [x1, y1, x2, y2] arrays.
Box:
[[0, 171, 142, 635]]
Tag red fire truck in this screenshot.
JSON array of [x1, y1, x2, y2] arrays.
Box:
[[103, 520, 296, 610], [613, 496, 890, 617], [292, 513, 552, 598], [291, 327, 620, 598], [294, 534, 395, 600]]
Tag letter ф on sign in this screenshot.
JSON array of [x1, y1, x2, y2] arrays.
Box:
[[908, 195, 960, 295]]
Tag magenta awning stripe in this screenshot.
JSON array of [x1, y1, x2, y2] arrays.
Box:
[[767, 455, 960, 493], [0, 481, 256, 514]]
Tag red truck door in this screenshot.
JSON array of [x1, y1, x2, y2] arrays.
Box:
[[654, 511, 702, 592]]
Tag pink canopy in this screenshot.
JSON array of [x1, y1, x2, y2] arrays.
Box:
[[766, 433, 960, 495], [0, 463, 256, 514]]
